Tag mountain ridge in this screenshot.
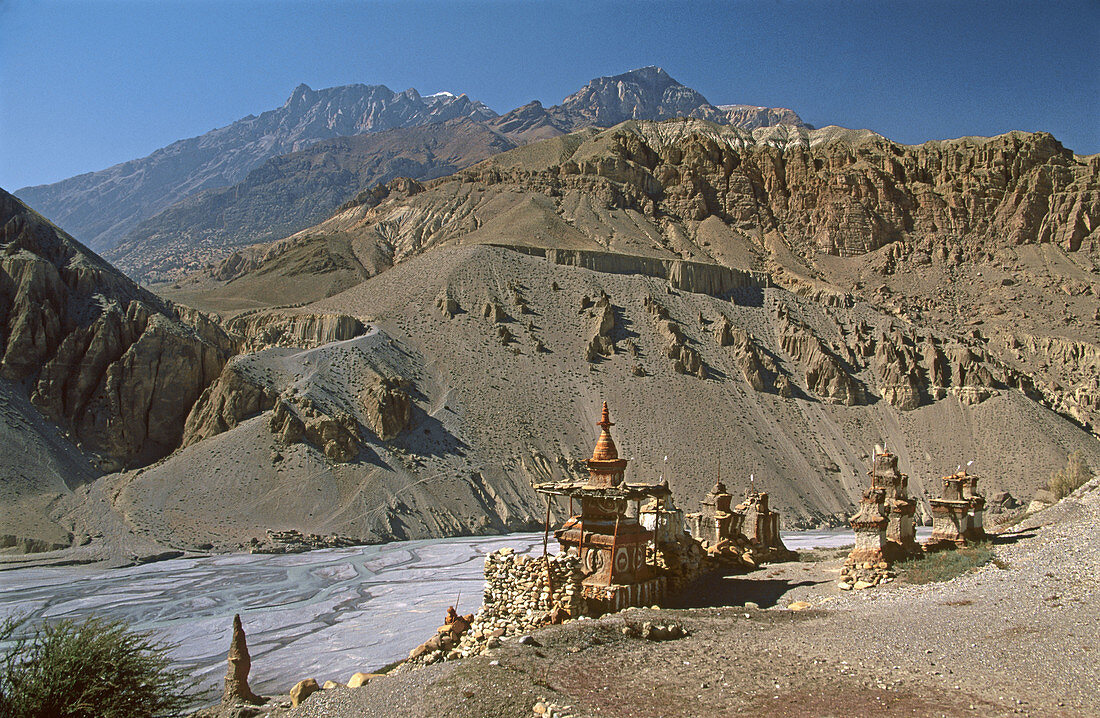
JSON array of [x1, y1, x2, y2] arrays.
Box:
[[14, 83, 501, 252], [18, 67, 806, 273]]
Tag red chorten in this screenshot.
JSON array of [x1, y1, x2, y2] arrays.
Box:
[[534, 402, 669, 615]]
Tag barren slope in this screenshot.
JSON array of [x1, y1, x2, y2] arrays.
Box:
[[108, 120, 519, 283], [63, 242, 1100, 556], [11, 117, 1100, 563], [15, 84, 496, 251]]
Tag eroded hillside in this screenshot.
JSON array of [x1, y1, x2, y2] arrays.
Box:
[[6, 117, 1099, 562], [59, 238, 1098, 557], [0, 190, 240, 549]]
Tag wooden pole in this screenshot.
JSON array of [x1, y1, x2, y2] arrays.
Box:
[[543, 494, 554, 607], [609, 510, 621, 585]]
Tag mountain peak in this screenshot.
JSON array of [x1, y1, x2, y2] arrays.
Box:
[[612, 65, 673, 81], [286, 83, 315, 104], [581, 66, 681, 92], [556, 66, 711, 127]]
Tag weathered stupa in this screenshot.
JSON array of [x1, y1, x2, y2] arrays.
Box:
[[925, 470, 987, 550], [874, 452, 922, 560], [687, 479, 734, 547], [686, 478, 795, 565], [842, 450, 926, 588], [536, 403, 668, 614]]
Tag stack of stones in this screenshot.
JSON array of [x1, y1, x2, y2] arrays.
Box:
[[452, 548, 585, 657], [839, 556, 895, 590]]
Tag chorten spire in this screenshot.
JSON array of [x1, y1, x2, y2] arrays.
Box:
[[585, 402, 628, 488], [591, 401, 619, 462]]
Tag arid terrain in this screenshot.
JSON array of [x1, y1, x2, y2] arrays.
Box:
[[237, 479, 1100, 718], [2, 100, 1098, 566], [3, 1, 1098, 713]]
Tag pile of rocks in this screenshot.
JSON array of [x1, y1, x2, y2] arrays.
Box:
[[987, 491, 1021, 515], [622, 619, 689, 641], [406, 607, 475, 665], [533, 700, 575, 718], [838, 559, 896, 590]]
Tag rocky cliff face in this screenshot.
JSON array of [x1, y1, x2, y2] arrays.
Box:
[[0, 190, 235, 471], [94, 238, 1099, 555], [15, 84, 497, 252], [718, 105, 807, 131], [461, 121, 1098, 258], [224, 311, 366, 352], [207, 119, 1097, 434], [260, 121, 1095, 290]]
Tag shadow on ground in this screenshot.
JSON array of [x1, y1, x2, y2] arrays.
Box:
[[669, 572, 830, 609], [989, 526, 1039, 545]]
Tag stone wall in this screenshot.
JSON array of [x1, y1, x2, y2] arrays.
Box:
[[471, 548, 586, 638]]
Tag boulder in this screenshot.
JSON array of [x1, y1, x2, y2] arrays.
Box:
[[289, 678, 319, 708], [182, 361, 276, 447], [584, 294, 616, 361], [269, 397, 360, 461], [436, 294, 460, 318], [347, 672, 382, 688], [361, 376, 411, 441]]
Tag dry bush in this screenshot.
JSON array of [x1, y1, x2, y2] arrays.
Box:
[[899, 544, 996, 584], [1048, 451, 1091, 499]]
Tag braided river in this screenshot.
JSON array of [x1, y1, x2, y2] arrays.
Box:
[[0, 529, 867, 702]]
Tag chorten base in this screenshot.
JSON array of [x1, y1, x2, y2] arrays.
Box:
[[582, 576, 666, 616]]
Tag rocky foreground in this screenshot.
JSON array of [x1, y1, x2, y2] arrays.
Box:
[[229, 479, 1098, 718]]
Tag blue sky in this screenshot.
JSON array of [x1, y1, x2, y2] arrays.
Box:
[[2, 0, 1098, 190]]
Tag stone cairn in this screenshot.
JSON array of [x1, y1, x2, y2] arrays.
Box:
[[224, 614, 262, 707], [924, 471, 987, 551], [841, 451, 920, 589], [184, 614, 269, 718]]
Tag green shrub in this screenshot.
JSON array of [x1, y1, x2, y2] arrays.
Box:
[[1048, 451, 1091, 499], [0, 616, 195, 718], [899, 544, 996, 584]]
